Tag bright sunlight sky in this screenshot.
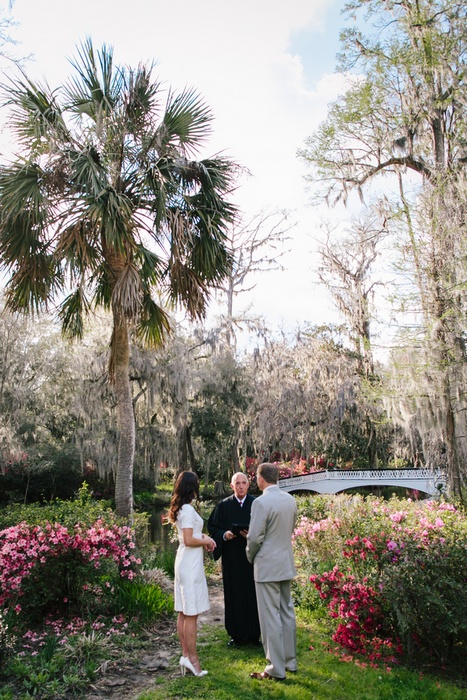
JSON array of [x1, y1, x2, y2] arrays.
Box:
[[2, 0, 356, 339]]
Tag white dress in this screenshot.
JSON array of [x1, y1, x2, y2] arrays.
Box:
[[174, 503, 210, 615]]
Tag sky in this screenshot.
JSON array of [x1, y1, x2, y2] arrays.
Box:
[[1, 0, 353, 340]]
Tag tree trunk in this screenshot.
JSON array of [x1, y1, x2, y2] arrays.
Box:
[[366, 416, 378, 469], [112, 314, 135, 519], [214, 479, 227, 498], [441, 372, 464, 501], [230, 440, 240, 476], [187, 425, 196, 471], [178, 423, 197, 475], [179, 424, 188, 471]]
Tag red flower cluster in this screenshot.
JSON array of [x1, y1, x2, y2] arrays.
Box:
[[310, 566, 400, 662]]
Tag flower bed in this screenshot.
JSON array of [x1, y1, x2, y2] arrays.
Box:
[[293, 495, 467, 666], [0, 519, 141, 627]]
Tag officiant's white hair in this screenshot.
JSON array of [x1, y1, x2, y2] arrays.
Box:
[[231, 471, 249, 484]]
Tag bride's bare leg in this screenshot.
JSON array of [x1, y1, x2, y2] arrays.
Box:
[[182, 614, 201, 671]]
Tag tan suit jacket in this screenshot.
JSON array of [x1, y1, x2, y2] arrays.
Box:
[[245, 484, 297, 581]]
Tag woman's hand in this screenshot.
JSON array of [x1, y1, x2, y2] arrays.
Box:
[[202, 535, 217, 552], [182, 529, 216, 550]]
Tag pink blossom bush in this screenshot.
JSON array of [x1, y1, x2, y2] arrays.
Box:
[[0, 519, 141, 627], [294, 495, 467, 665]]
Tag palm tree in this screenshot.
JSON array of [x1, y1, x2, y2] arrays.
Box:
[[0, 39, 238, 517]]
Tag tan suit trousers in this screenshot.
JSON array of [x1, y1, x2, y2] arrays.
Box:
[[255, 579, 297, 679]]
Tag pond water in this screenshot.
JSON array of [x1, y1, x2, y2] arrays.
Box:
[[148, 505, 177, 551]]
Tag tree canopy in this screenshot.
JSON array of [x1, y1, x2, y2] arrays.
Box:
[[299, 0, 467, 498], [0, 39, 239, 515]]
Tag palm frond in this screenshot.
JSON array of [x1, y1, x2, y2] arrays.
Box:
[[55, 220, 101, 273], [0, 162, 48, 222], [0, 164, 54, 277], [93, 270, 112, 309], [86, 186, 135, 252], [64, 38, 123, 121], [196, 156, 241, 195], [143, 160, 172, 227], [174, 157, 238, 237], [134, 243, 164, 287], [167, 259, 209, 319], [4, 253, 61, 313], [166, 206, 191, 257], [160, 87, 213, 155], [68, 145, 106, 193], [187, 190, 237, 234], [0, 213, 46, 269], [3, 74, 69, 152], [135, 293, 172, 347], [124, 64, 160, 135], [188, 222, 232, 283], [58, 287, 91, 339], [176, 157, 239, 195]]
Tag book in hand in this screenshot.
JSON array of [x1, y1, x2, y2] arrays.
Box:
[[231, 523, 249, 536]]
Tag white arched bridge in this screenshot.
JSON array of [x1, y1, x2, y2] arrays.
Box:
[[278, 468, 445, 497]]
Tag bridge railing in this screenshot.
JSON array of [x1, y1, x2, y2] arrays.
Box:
[[278, 468, 441, 487]]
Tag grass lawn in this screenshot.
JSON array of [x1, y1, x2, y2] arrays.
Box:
[[138, 611, 466, 700]]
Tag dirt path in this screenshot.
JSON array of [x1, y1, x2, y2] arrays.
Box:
[[84, 579, 225, 700]]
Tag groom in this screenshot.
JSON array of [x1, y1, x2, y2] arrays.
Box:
[[246, 462, 298, 681]]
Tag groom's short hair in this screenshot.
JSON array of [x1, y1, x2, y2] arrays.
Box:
[[257, 462, 279, 484]]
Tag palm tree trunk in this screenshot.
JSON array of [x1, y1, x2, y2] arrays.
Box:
[[112, 313, 135, 518]]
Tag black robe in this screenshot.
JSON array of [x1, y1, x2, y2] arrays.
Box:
[[208, 494, 260, 643]]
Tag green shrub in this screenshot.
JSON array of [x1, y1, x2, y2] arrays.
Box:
[[1, 629, 108, 697], [144, 547, 176, 579], [381, 530, 467, 663], [104, 579, 174, 623], [0, 482, 115, 531]]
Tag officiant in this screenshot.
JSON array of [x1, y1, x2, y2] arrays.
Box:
[[208, 472, 261, 647]]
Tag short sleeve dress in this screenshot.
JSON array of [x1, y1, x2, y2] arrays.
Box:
[[174, 503, 210, 615]]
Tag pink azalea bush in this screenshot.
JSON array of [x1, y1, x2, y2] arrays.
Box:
[[294, 495, 467, 665], [0, 519, 141, 627]]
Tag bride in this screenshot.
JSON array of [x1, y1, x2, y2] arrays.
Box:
[[167, 470, 216, 677]]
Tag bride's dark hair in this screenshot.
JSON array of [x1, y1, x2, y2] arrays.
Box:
[[167, 470, 200, 524]]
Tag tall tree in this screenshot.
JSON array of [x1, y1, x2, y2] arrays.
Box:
[[0, 39, 238, 516], [213, 210, 292, 348], [317, 216, 384, 380], [248, 328, 391, 467], [299, 0, 467, 497], [316, 216, 386, 467]]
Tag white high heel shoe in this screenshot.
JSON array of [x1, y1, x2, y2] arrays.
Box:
[[180, 656, 208, 677]]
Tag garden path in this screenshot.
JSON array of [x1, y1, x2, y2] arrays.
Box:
[[83, 577, 224, 700]]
